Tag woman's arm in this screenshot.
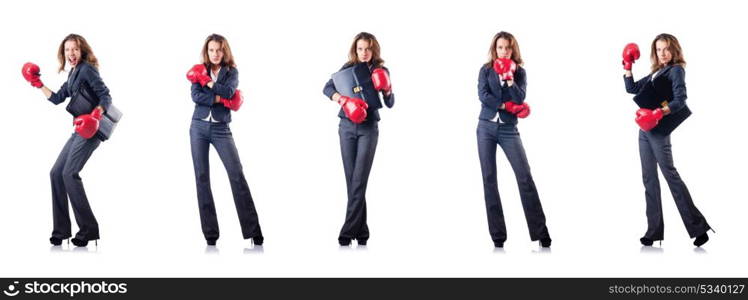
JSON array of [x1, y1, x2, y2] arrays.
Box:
[[210, 68, 238, 99], [82, 65, 112, 112], [41, 86, 54, 99], [191, 83, 216, 106], [383, 92, 394, 108], [379, 67, 394, 108], [624, 72, 648, 94], [506, 67, 527, 103], [46, 82, 69, 105], [324, 63, 357, 103], [477, 66, 500, 109], [323, 77, 340, 101], [664, 65, 687, 114]]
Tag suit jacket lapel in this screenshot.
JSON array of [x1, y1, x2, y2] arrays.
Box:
[[67, 65, 83, 95], [215, 66, 227, 84], [653, 65, 672, 79]]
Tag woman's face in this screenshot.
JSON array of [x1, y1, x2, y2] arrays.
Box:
[[356, 39, 372, 63], [64, 40, 81, 67], [495, 38, 512, 59], [207, 40, 224, 66], [655, 40, 672, 65]]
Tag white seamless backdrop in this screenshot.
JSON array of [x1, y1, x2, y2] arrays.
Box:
[[0, 0, 745, 277]]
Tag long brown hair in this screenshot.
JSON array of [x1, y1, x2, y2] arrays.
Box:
[[201, 34, 236, 69], [57, 34, 99, 73], [650, 33, 686, 72], [346, 32, 384, 68], [487, 31, 523, 67]]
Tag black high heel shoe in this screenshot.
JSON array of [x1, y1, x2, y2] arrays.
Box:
[[640, 237, 654, 246], [252, 236, 264, 246], [71, 238, 98, 247], [693, 232, 709, 247], [338, 238, 351, 246], [49, 237, 65, 246], [539, 238, 552, 248], [206, 238, 217, 246]]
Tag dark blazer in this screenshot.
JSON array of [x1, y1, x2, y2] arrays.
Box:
[[477, 64, 527, 124], [323, 63, 395, 123], [191, 64, 238, 123], [48, 62, 112, 112], [624, 64, 687, 113], [624, 64, 690, 135]]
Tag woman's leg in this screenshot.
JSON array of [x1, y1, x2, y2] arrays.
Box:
[[338, 120, 378, 243], [337, 119, 358, 243], [50, 134, 76, 240], [61, 133, 101, 241], [646, 131, 711, 238], [349, 122, 378, 242], [190, 121, 219, 242], [639, 130, 664, 240], [497, 125, 550, 242], [212, 124, 262, 241], [476, 121, 506, 245]]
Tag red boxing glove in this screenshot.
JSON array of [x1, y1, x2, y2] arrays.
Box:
[[338, 96, 368, 124], [186, 64, 211, 86], [635, 108, 663, 131], [371, 68, 391, 93], [503, 101, 530, 118], [622, 43, 640, 71], [221, 89, 244, 111], [493, 58, 517, 81], [22, 62, 44, 88], [74, 108, 103, 139], [492, 59, 502, 74]]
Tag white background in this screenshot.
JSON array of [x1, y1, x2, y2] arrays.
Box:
[[0, 0, 745, 277]]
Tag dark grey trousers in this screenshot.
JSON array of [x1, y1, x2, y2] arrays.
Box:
[[190, 120, 262, 241], [477, 120, 550, 244], [638, 130, 710, 240], [50, 133, 101, 241], [338, 118, 378, 243]]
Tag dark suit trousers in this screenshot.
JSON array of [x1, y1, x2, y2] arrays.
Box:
[[190, 120, 262, 241], [638, 130, 710, 240], [477, 120, 550, 244], [338, 118, 378, 242], [50, 133, 101, 241]]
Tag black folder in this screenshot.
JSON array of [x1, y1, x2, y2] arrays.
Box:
[[331, 63, 377, 105], [66, 82, 122, 141], [632, 69, 690, 135]]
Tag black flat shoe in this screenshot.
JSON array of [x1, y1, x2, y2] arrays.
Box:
[[338, 238, 351, 246], [540, 238, 552, 248], [357, 239, 367, 246], [494, 241, 504, 248], [640, 237, 654, 246], [206, 238, 217, 246], [252, 236, 264, 246], [49, 237, 64, 246], [693, 233, 709, 247]]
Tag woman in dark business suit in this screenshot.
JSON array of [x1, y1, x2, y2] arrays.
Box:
[[622, 33, 712, 247], [323, 32, 394, 246], [21, 34, 112, 247], [186, 34, 263, 246], [476, 31, 551, 248]]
